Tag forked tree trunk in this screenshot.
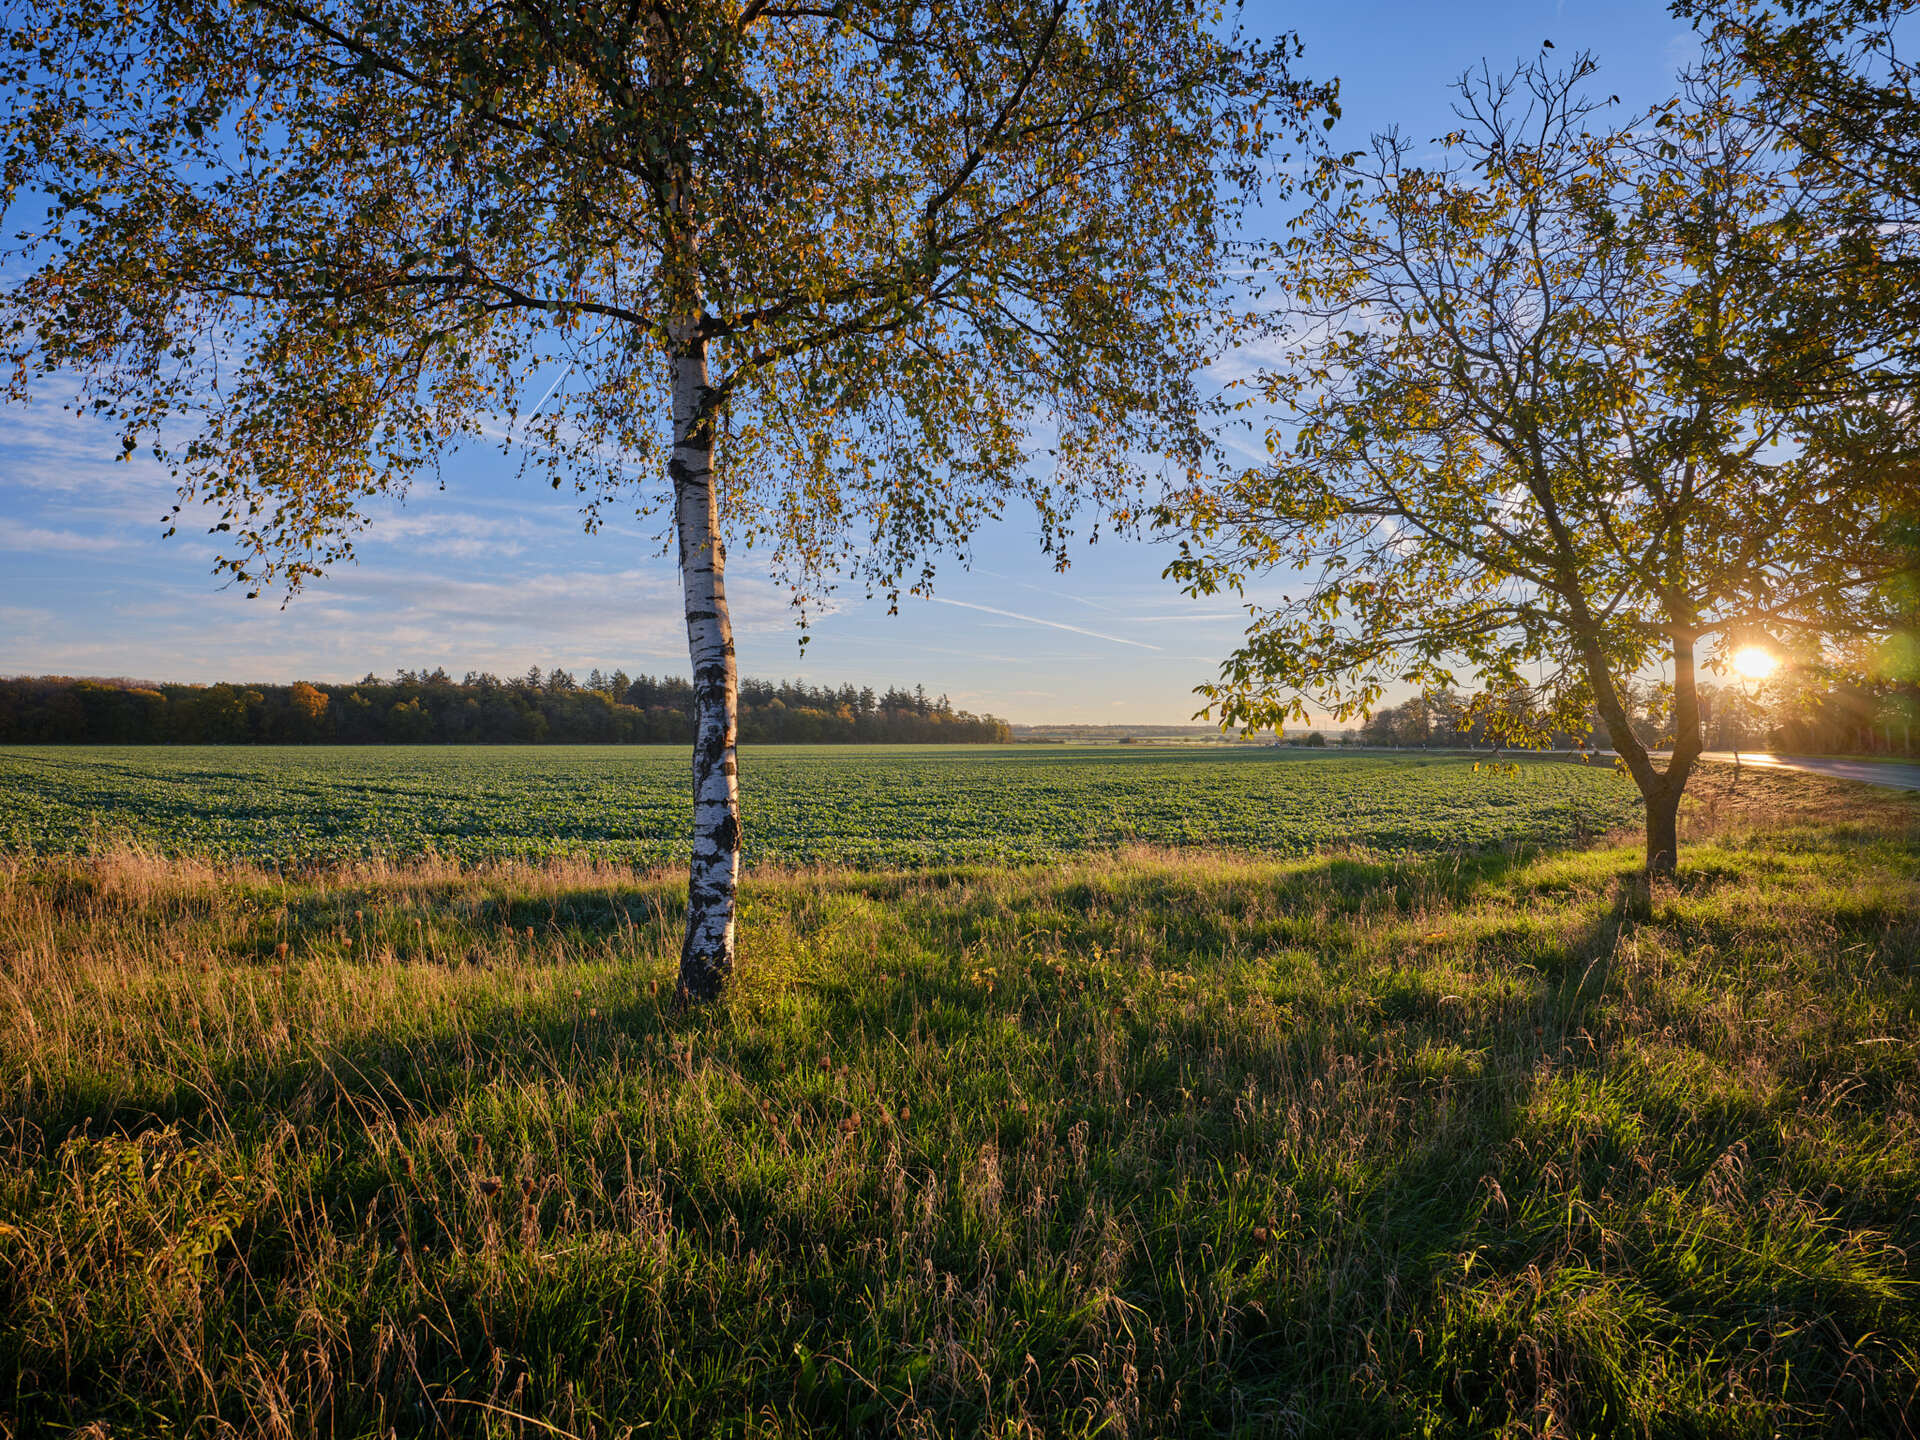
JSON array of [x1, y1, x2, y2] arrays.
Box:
[[1578, 617, 1701, 880], [669, 328, 740, 1001]]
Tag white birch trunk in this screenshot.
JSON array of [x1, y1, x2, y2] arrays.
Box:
[[669, 324, 739, 1000]]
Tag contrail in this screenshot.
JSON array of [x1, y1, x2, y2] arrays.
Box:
[[522, 364, 574, 423], [929, 597, 1161, 651], [1127, 612, 1247, 622]]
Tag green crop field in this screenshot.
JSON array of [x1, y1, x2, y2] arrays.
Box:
[[0, 744, 1647, 866]]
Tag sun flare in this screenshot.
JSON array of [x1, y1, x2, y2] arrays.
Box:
[[1730, 645, 1779, 683]]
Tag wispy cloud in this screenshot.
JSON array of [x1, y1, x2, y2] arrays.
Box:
[[929, 597, 1160, 651], [1, 526, 125, 554], [0, 562, 822, 682], [365, 509, 539, 560]]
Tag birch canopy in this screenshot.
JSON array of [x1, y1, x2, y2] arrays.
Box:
[[0, 0, 1327, 998], [1160, 57, 1915, 874]]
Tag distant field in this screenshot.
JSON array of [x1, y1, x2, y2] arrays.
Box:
[[0, 744, 1646, 866]]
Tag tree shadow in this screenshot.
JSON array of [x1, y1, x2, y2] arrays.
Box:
[[7, 841, 1916, 1437]]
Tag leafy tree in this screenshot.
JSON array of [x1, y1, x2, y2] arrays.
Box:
[[287, 681, 332, 739], [194, 684, 264, 743], [1680, 0, 1920, 697], [1678, 0, 1920, 390], [387, 697, 433, 742], [1160, 57, 1913, 874], [1, 0, 1326, 998]]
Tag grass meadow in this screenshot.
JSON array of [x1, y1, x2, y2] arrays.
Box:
[[0, 765, 1916, 1436]]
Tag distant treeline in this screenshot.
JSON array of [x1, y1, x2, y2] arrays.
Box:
[[0, 669, 1013, 745], [1359, 675, 1917, 757]]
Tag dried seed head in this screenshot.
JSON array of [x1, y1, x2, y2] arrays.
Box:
[[476, 1176, 503, 1197]]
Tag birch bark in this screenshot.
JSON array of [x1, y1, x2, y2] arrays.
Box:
[[669, 323, 739, 1000]]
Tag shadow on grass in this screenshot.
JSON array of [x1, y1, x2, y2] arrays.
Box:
[[5, 840, 1918, 1438]]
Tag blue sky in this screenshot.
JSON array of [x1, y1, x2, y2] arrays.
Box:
[[0, 1, 1697, 724]]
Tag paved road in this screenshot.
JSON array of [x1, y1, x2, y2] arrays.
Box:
[[1698, 752, 1920, 792], [1348, 743, 1920, 791]]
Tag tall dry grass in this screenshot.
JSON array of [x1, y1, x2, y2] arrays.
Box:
[[0, 769, 1915, 1437]]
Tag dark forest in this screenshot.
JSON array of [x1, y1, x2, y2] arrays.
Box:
[[0, 669, 1013, 745]]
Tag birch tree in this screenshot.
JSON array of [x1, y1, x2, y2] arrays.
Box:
[[0, 1, 1329, 998], [1159, 57, 1914, 874]]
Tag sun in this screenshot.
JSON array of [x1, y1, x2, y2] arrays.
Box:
[[1729, 645, 1778, 683]]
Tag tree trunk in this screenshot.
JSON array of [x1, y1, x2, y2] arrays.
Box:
[[1575, 616, 1700, 879], [670, 328, 739, 1002], [1644, 780, 1682, 878]]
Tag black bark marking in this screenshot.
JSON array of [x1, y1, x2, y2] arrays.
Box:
[[695, 727, 729, 769], [678, 936, 732, 1003]]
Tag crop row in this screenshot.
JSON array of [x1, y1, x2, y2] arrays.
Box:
[[0, 744, 1646, 868]]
